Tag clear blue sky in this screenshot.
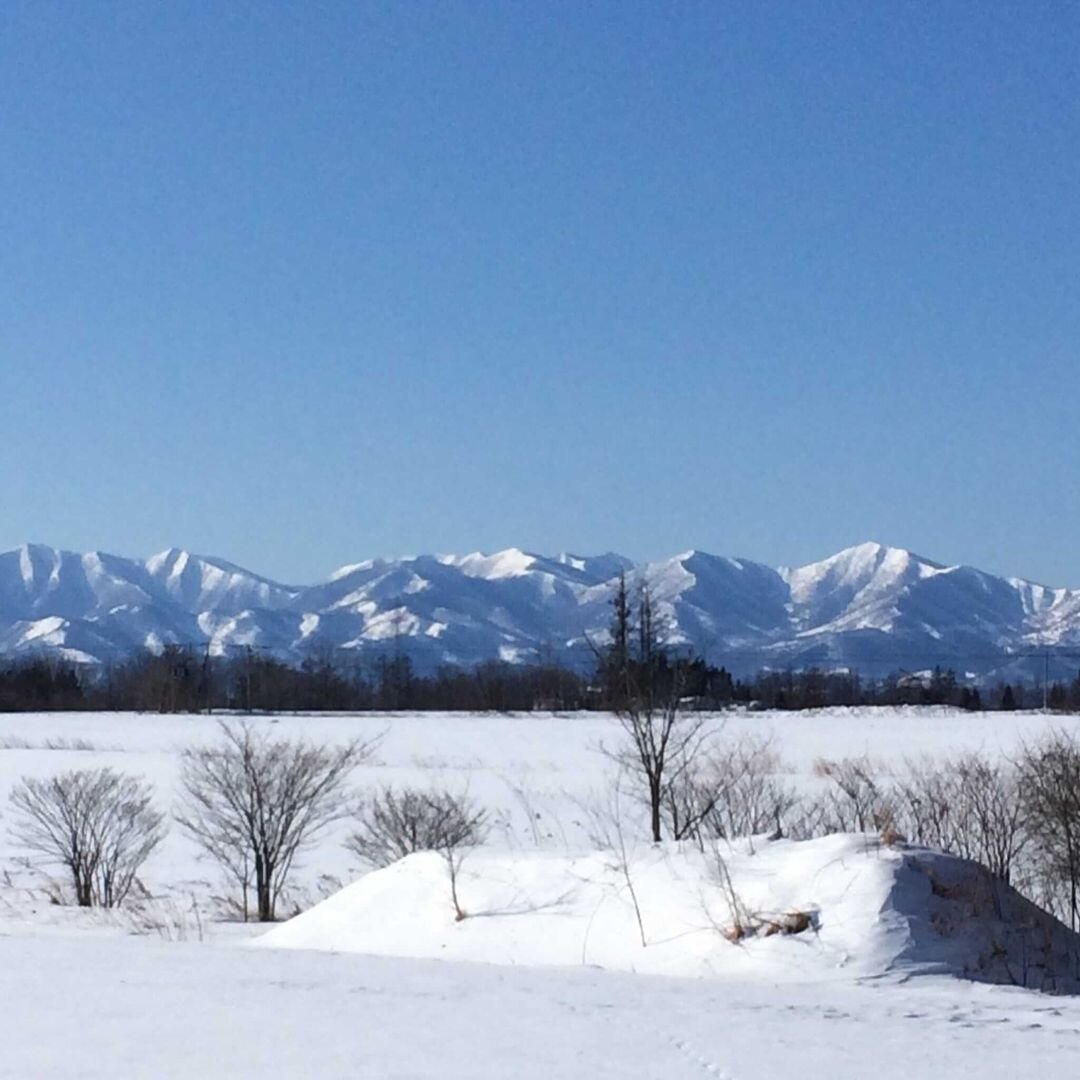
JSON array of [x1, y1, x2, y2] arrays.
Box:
[[1, 1, 1078, 586]]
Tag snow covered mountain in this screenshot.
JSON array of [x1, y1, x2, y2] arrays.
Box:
[[1, 541, 1078, 676]]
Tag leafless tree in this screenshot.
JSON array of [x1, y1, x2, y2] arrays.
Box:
[[665, 735, 799, 845], [601, 575, 710, 842], [346, 786, 488, 871], [659, 739, 718, 843], [176, 721, 372, 922], [958, 756, 1027, 883], [438, 793, 489, 921], [891, 758, 955, 849], [810, 756, 897, 834], [9, 768, 165, 907], [1019, 731, 1080, 930], [893, 754, 1026, 883], [346, 786, 489, 920]]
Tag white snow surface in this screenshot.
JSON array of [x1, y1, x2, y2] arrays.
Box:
[[257, 835, 1080, 991], [7, 932, 1080, 1080], [5, 707, 1080, 1076]]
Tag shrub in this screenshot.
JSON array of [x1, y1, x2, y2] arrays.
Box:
[[346, 786, 488, 869], [347, 786, 488, 921], [9, 767, 165, 907], [176, 721, 372, 922]]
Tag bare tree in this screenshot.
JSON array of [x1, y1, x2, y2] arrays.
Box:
[[893, 754, 1026, 883], [601, 575, 709, 842], [664, 735, 799, 845], [1019, 731, 1080, 930], [176, 721, 372, 921], [659, 739, 719, 843], [9, 768, 165, 907], [346, 786, 489, 920], [958, 756, 1027, 883], [438, 794, 489, 921], [810, 757, 896, 834], [891, 758, 955, 850], [346, 786, 488, 870]]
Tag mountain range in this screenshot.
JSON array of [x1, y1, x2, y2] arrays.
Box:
[[2, 541, 1079, 678]]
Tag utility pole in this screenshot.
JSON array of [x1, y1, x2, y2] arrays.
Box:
[[1044, 649, 1051, 712], [202, 642, 212, 715]]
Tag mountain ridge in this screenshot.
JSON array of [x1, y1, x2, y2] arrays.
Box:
[[1, 540, 1078, 676]]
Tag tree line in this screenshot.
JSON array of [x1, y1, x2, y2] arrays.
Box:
[[1, 643, 1079, 714]]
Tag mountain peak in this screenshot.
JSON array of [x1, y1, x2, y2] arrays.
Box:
[[819, 539, 906, 563], [444, 548, 537, 580], [146, 548, 191, 575], [786, 541, 944, 583], [1, 542, 1078, 674], [11, 541, 62, 564]]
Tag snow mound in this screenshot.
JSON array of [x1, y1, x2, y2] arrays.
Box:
[[257, 835, 1080, 992]]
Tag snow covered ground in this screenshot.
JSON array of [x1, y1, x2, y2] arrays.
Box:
[[4, 707, 1080, 1077], [7, 931, 1080, 1079], [2, 705, 1077, 894], [259, 835, 1080, 991]]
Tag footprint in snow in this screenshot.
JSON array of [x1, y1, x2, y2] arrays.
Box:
[[668, 1034, 734, 1078]]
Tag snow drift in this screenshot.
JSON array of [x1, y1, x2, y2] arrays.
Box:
[[258, 834, 1080, 993]]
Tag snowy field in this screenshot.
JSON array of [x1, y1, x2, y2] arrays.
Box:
[[4, 706, 1079, 896], [8, 933, 1080, 1080], [4, 707, 1080, 1078]]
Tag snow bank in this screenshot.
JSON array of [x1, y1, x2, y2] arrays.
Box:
[[258, 834, 1080, 991]]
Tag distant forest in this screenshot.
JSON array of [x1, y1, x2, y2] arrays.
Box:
[[2, 645, 1079, 714]]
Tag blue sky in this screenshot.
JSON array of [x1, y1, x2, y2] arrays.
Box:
[[1, 2, 1078, 585]]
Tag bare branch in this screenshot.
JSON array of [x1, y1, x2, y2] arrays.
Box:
[[9, 768, 165, 908], [346, 786, 488, 871], [176, 720, 374, 921]]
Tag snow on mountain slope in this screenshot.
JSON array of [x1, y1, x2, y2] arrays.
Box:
[[441, 548, 537, 579], [0, 545, 150, 619], [782, 542, 942, 632], [643, 550, 793, 648], [1, 541, 1078, 673], [144, 548, 299, 613]]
